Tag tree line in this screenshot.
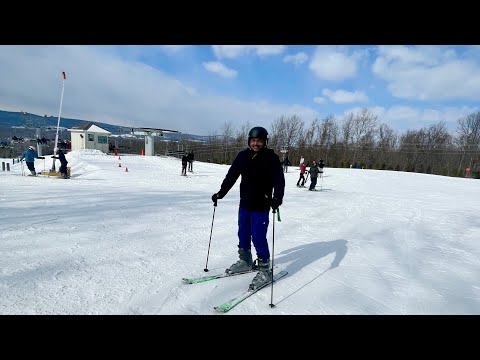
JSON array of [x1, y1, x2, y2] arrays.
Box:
[[180, 109, 480, 179]]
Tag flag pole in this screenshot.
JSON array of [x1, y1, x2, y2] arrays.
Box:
[[51, 71, 66, 172]]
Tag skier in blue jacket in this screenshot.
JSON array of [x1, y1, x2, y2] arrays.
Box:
[[211, 126, 285, 290], [20, 146, 45, 176]]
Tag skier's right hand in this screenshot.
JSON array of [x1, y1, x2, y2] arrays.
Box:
[[211, 192, 223, 203]]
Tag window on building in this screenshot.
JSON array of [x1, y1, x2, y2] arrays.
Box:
[[88, 134, 94, 141], [98, 135, 108, 144]]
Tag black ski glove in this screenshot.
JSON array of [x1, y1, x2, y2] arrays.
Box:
[[211, 192, 224, 203], [271, 197, 282, 210]]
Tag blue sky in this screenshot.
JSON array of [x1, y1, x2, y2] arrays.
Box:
[[1, 45, 479, 135]]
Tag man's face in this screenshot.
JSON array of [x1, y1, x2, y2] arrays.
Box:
[[249, 138, 265, 152]]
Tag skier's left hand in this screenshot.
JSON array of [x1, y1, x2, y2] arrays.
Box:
[[270, 197, 282, 210]]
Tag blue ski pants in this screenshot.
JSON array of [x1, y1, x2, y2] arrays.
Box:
[[238, 207, 270, 262]]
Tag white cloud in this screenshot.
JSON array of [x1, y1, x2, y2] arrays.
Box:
[[309, 46, 358, 82], [372, 45, 480, 101], [313, 97, 327, 104], [341, 104, 477, 130], [202, 61, 237, 78], [0, 46, 319, 135], [322, 89, 368, 104], [212, 45, 286, 59], [283, 52, 308, 65]]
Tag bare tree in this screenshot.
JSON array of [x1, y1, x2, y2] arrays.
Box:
[[376, 123, 398, 168], [351, 108, 378, 165], [318, 114, 338, 165], [341, 113, 355, 165], [283, 115, 304, 149], [269, 116, 288, 152], [222, 121, 235, 164], [456, 111, 480, 172], [235, 121, 251, 144]]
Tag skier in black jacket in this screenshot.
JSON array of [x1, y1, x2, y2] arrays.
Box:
[[52, 147, 69, 179], [211, 126, 285, 290]]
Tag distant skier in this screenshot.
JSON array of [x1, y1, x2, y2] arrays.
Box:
[[187, 151, 194, 172], [20, 145, 44, 176], [282, 156, 291, 173], [299, 155, 304, 168], [181, 153, 188, 176], [308, 160, 320, 191], [51, 147, 69, 179], [296, 162, 307, 187], [319, 159, 325, 174]]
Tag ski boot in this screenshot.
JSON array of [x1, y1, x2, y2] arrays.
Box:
[[226, 247, 253, 274], [249, 259, 272, 290]]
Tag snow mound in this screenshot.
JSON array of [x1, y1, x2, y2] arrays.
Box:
[[67, 149, 108, 159]]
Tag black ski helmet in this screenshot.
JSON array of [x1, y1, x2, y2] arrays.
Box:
[[248, 126, 268, 147]]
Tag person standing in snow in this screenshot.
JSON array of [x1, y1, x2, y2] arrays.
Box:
[[51, 147, 69, 179], [318, 159, 325, 177], [299, 155, 304, 169], [187, 151, 194, 172], [211, 126, 285, 290], [282, 156, 291, 173], [296, 162, 307, 187], [181, 153, 188, 176], [308, 160, 320, 191], [20, 145, 45, 176]]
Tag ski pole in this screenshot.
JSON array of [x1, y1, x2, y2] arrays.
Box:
[[204, 199, 217, 272], [20, 160, 24, 176], [320, 172, 324, 191], [269, 207, 277, 308]]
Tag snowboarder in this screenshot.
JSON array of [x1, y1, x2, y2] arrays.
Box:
[[211, 126, 285, 290]]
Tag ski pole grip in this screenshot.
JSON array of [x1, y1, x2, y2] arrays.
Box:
[[277, 208, 281, 222]]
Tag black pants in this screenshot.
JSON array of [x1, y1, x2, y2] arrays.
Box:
[[297, 173, 305, 186], [60, 162, 68, 174], [309, 177, 317, 190], [182, 164, 187, 175], [26, 162, 35, 172], [188, 161, 193, 172]]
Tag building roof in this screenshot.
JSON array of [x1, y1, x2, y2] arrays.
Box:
[[69, 122, 111, 134]]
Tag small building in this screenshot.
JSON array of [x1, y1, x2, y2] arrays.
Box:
[[68, 122, 111, 153]]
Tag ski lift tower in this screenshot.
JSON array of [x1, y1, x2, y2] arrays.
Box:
[[130, 127, 181, 156]]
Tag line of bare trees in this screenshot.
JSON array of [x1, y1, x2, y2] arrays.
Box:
[[181, 109, 480, 179]]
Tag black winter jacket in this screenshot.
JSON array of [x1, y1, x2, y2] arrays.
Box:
[[218, 147, 285, 212], [52, 150, 68, 165]]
